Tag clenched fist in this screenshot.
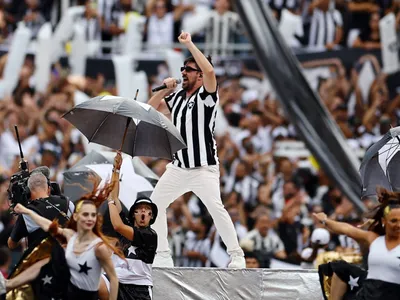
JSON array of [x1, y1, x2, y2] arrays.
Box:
[[178, 31, 192, 45]]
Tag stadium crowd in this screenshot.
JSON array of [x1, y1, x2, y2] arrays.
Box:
[[0, 0, 399, 54], [0, 0, 399, 274]]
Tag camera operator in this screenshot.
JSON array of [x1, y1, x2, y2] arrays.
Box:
[[7, 172, 74, 250]]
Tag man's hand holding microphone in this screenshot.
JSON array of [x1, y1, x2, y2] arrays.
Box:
[[152, 77, 181, 93]]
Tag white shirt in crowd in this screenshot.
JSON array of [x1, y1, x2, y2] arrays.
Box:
[[146, 13, 174, 48]]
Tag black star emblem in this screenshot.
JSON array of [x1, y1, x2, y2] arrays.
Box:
[[78, 261, 92, 275]]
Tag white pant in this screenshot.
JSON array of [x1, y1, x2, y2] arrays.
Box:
[[151, 163, 243, 256]]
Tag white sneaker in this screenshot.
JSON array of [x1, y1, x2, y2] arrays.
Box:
[[153, 251, 174, 268], [228, 255, 245, 269], [0, 271, 6, 295]]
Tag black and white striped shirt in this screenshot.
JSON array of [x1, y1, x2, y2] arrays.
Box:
[[76, 15, 102, 42], [204, 11, 242, 57], [98, 0, 117, 26], [165, 86, 219, 168], [308, 8, 342, 48], [182, 231, 211, 268]]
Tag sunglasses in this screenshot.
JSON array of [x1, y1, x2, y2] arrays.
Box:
[[181, 66, 201, 73]]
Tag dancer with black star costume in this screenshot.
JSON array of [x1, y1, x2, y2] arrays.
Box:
[[314, 188, 400, 300], [99, 151, 157, 300], [7, 182, 124, 300]]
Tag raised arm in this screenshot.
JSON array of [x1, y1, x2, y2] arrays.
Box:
[[110, 151, 123, 213], [178, 31, 217, 93], [108, 201, 135, 241], [313, 212, 377, 246], [13, 204, 75, 241]]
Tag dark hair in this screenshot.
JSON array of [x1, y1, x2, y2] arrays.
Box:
[[284, 177, 303, 190], [367, 187, 400, 235], [184, 55, 214, 69], [244, 251, 260, 261]]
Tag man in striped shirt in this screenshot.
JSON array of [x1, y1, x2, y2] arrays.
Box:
[[148, 31, 245, 268]]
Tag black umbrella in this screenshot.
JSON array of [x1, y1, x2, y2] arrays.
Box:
[[359, 126, 400, 199], [62, 95, 186, 159]]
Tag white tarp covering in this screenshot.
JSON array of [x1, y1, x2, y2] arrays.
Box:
[[152, 268, 323, 300]]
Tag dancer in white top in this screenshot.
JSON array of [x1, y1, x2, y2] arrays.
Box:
[[314, 188, 400, 300], [8, 182, 123, 300]]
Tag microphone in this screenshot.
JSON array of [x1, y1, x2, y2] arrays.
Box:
[[152, 79, 182, 92], [30, 166, 51, 179]]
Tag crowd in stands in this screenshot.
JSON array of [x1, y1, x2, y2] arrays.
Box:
[[0, 0, 398, 55], [0, 0, 399, 272]]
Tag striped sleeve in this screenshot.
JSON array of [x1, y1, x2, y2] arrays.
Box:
[[164, 91, 178, 112], [198, 86, 218, 108]]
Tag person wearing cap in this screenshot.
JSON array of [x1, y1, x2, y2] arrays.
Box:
[[300, 228, 330, 269], [100, 151, 157, 300]]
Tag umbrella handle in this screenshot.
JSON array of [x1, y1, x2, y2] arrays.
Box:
[[119, 119, 131, 151]]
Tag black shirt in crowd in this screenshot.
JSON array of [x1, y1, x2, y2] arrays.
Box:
[[10, 195, 72, 247]]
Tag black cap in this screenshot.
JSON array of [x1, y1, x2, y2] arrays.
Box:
[[129, 196, 158, 225]]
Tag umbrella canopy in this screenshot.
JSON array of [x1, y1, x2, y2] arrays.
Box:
[[65, 150, 159, 180], [359, 126, 400, 199], [63, 153, 155, 203], [62, 95, 186, 159], [70, 150, 110, 169]]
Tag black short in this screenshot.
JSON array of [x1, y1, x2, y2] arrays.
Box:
[[318, 260, 367, 300], [118, 282, 152, 300], [355, 279, 400, 300], [67, 282, 98, 300]]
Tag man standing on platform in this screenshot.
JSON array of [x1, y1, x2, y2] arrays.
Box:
[[148, 31, 245, 268]]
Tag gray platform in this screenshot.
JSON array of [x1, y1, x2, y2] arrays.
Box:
[[152, 268, 323, 300]]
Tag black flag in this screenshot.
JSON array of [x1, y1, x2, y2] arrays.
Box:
[[234, 0, 366, 213]]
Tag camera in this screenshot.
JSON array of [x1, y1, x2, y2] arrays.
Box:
[[7, 166, 63, 208], [7, 168, 31, 207], [7, 126, 62, 209]]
